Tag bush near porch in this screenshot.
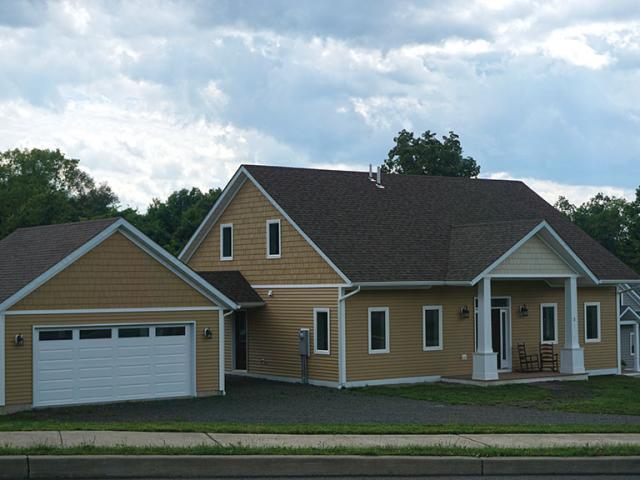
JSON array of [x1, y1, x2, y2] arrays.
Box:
[[359, 375, 640, 416]]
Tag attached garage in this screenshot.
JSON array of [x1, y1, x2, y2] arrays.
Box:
[[0, 218, 244, 412]]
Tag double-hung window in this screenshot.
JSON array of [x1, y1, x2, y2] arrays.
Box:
[[540, 303, 558, 344], [266, 219, 281, 258], [423, 305, 443, 351], [220, 224, 233, 260], [313, 308, 330, 354], [368, 307, 389, 354], [584, 302, 601, 343]]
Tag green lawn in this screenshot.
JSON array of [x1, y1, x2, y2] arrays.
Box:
[[2, 444, 640, 457], [360, 375, 640, 415]]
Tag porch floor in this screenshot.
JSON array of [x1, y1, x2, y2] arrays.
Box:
[[441, 371, 588, 387]]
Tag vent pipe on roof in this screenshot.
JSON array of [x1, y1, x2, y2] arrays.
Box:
[[376, 166, 384, 189], [369, 164, 375, 181]]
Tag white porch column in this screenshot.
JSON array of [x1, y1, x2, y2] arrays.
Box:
[[473, 278, 498, 380], [560, 276, 585, 374]]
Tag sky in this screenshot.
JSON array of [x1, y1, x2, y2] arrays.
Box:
[[0, 0, 639, 210]]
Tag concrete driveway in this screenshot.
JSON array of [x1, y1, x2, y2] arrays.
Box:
[[8, 375, 640, 425]]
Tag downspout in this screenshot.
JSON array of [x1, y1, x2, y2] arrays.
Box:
[[219, 309, 235, 395], [338, 286, 361, 388], [617, 287, 622, 375], [0, 311, 4, 407]]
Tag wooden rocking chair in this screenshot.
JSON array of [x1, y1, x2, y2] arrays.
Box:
[[539, 343, 559, 372], [517, 343, 540, 372]]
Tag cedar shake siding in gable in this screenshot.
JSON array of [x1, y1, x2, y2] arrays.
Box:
[[4, 311, 219, 406], [491, 235, 575, 276], [187, 180, 343, 285], [12, 232, 212, 310], [344, 283, 616, 382], [243, 288, 339, 382]]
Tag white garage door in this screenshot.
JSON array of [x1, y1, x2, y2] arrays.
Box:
[[34, 323, 194, 407]]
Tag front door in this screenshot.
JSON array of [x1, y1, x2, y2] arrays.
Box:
[[234, 312, 247, 370], [491, 308, 511, 371]]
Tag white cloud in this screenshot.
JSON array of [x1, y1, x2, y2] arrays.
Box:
[[486, 171, 636, 205]]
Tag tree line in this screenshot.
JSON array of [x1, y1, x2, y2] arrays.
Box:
[[0, 136, 638, 273]]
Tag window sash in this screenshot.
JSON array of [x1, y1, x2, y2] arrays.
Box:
[[423, 306, 443, 351], [220, 224, 233, 260], [267, 220, 281, 257], [314, 309, 330, 354], [585, 303, 601, 342], [540, 304, 557, 344], [368, 308, 389, 353]]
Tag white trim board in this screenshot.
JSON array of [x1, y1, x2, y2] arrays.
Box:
[[229, 371, 339, 389], [344, 375, 441, 388], [5, 306, 221, 316], [620, 306, 640, 321], [587, 368, 618, 376], [0, 218, 239, 313], [0, 311, 5, 407]]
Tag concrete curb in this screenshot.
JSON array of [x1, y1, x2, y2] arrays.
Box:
[[11, 455, 640, 478], [0, 456, 28, 479]]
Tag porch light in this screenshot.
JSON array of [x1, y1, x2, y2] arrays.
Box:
[[519, 304, 529, 317], [203, 327, 213, 339], [459, 305, 470, 319]]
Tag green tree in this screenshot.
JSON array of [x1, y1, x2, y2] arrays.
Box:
[[0, 148, 118, 239], [555, 191, 639, 274], [125, 187, 222, 256], [382, 129, 480, 177]]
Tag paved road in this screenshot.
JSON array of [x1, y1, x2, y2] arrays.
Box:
[[11, 375, 640, 425]]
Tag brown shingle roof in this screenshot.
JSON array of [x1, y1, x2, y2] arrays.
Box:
[[197, 271, 264, 306], [243, 165, 639, 283], [0, 218, 120, 305]]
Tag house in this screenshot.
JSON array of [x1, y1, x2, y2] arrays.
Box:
[[180, 165, 640, 387], [620, 284, 640, 372], [0, 218, 261, 413]]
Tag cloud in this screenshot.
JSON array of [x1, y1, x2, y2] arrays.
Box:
[[0, 0, 638, 210]]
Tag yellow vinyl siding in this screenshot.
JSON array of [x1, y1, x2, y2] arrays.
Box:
[[13, 232, 212, 310], [247, 288, 339, 382], [187, 180, 343, 285], [4, 311, 220, 406], [345, 283, 617, 382], [492, 235, 575, 276]]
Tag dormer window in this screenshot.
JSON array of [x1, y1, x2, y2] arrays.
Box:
[[220, 224, 233, 261], [266, 219, 281, 259]]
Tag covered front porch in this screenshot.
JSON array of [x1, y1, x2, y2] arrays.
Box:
[[471, 275, 586, 382]]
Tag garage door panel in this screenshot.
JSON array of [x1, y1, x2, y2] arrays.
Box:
[[34, 323, 194, 407]]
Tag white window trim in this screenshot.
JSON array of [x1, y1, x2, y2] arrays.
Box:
[[219, 223, 233, 261], [540, 303, 558, 344], [368, 307, 389, 354], [631, 331, 636, 356], [422, 305, 443, 351], [266, 219, 281, 259], [584, 302, 601, 343], [313, 308, 330, 355]]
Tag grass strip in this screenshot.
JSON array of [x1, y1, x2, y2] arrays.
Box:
[[2, 444, 640, 457], [2, 421, 640, 434]]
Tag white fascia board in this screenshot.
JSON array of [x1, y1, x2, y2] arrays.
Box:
[[471, 221, 599, 286], [117, 223, 239, 310], [353, 281, 470, 288], [179, 168, 247, 262], [621, 306, 640, 322], [0, 219, 127, 312], [241, 167, 352, 284]]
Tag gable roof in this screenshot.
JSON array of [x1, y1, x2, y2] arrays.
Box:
[[0, 218, 240, 311], [182, 165, 640, 285], [198, 271, 264, 308]]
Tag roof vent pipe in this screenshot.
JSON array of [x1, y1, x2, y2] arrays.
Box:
[[376, 166, 384, 189], [369, 164, 375, 181]]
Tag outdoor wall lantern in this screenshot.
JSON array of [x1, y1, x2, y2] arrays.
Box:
[[14, 334, 24, 346], [459, 305, 470, 319], [519, 304, 529, 317], [203, 327, 213, 339]]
